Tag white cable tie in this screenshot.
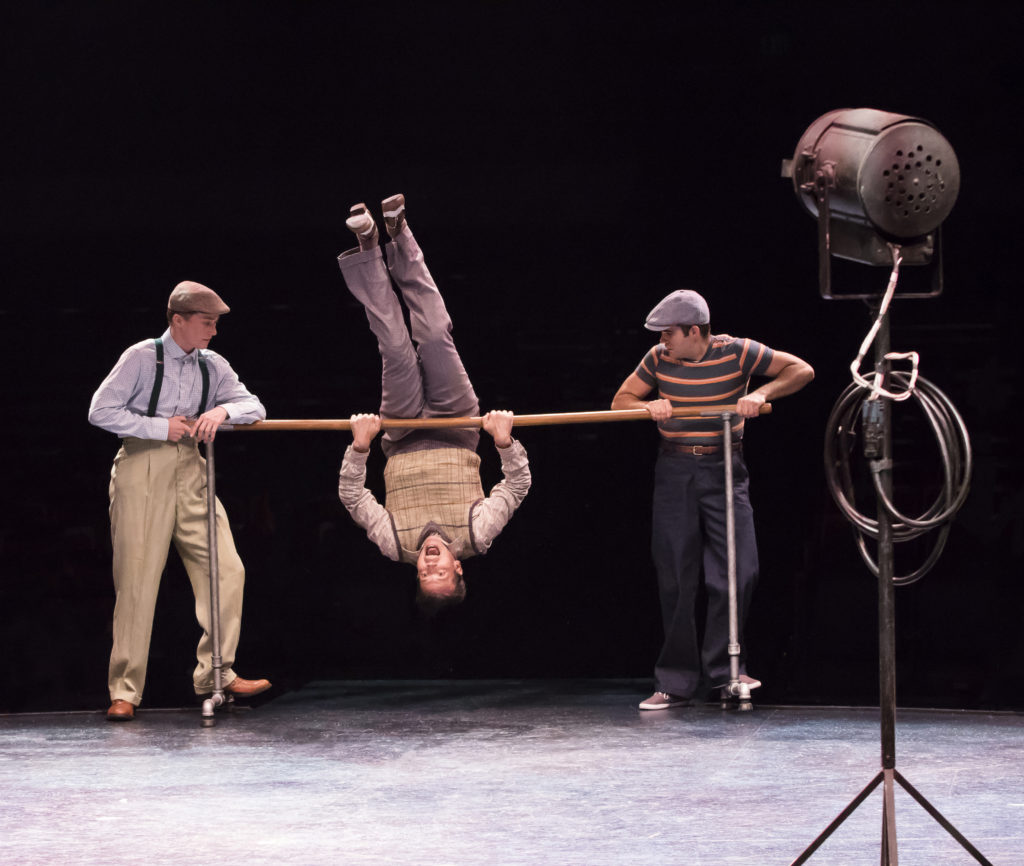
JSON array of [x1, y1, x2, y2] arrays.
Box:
[[883, 351, 920, 401], [849, 245, 912, 400]]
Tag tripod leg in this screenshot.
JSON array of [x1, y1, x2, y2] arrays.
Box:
[[790, 772, 884, 865], [893, 771, 993, 865], [882, 769, 897, 865]]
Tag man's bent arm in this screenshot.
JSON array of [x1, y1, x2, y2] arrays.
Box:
[[739, 351, 815, 416], [611, 372, 653, 410], [469, 439, 531, 554], [88, 344, 171, 440], [207, 355, 266, 424], [338, 445, 400, 561], [613, 372, 672, 421]]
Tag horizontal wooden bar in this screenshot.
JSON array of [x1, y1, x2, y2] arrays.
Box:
[[222, 403, 771, 432]]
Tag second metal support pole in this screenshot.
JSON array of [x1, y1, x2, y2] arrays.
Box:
[[200, 438, 226, 727]]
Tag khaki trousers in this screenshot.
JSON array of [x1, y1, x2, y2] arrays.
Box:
[[107, 437, 244, 705]]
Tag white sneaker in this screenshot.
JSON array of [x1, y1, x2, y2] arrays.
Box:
[[638, 691, 691, 710]]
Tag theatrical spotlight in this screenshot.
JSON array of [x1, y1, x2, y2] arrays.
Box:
[[782, 110, 988, 866], [781, 108, 960, 298]]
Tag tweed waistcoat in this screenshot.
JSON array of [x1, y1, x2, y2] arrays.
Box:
[[383, 447, 485, 564]]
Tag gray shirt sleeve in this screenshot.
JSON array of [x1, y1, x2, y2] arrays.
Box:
[[469, 439, 531, 554], [205, 350, 266, 424], [337, 445, 400, 561]]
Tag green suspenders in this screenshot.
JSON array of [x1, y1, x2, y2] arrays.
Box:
[[147, 338, 210, 418]]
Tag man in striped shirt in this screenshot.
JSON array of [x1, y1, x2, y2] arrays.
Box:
[[612, 289, 814, 710], [88, 282, 271, 720]]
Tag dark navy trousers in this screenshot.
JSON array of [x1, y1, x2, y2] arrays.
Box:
[[650, 448, 759, 698]]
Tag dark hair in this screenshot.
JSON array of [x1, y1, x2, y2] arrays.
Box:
[[679, 323, 711, 338], [415, 575, 467, 617]]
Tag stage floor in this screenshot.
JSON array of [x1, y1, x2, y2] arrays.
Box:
[[2, 680, 1020, 865]]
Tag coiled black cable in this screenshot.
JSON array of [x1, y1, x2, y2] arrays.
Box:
[[823, 372, 972, 585]]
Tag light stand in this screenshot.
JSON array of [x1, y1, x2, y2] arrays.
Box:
[[792, 304, 988, 865], [782, 108, 986, 863]]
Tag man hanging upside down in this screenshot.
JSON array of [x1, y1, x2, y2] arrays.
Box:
[[336, 194, 531, 611]]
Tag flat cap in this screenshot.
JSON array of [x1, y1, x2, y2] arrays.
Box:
[[167, 281, 230, 316], [644, 289, 709, 331]]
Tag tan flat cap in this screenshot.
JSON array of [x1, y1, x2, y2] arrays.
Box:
[[167, 281, 231, 315]]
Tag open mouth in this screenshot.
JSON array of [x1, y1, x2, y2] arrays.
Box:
[[424, 544, 441, 556]]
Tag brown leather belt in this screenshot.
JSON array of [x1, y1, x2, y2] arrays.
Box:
[[659, 440, 742, 456]]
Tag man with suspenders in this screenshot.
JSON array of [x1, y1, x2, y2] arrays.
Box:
[[89, 281, 270, 720]]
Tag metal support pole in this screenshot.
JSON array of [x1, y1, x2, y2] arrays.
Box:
[[200, 438, 226, 728], [874, 314, 899, 864], [718, 412, 753, 712]]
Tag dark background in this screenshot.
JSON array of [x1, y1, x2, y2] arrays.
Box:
[[3, 2, 1020, 713]]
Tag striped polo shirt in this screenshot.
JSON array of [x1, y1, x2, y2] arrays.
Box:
[[634, 335, 774, 445]]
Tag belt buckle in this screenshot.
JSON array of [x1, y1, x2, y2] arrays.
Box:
[[691, 445, 706, 456]]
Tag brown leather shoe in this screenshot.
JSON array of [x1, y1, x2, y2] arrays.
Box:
[[107, 699, 135, 721], [345, 204, 379, 251], [381, 193, 406, 238], [225, 676, 271, 697]]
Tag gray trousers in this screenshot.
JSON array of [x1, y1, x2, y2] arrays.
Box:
[[338, 227, 479, 455]]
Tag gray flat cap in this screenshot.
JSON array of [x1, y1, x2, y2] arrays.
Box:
[[167, 281, 230, 316], [644, 289, 709, 331]]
